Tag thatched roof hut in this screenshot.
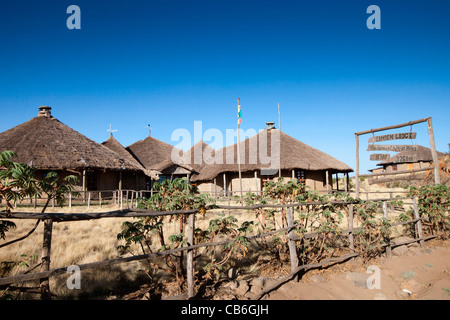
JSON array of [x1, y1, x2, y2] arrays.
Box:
[[0, 106, 142, 172], [184, 139, 216, 173], [126, 133, 193, 176], [191, 127, 353, 182], [101, 133, 160, 179]]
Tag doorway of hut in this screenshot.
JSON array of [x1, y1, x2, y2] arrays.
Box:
[[86, 169, 97, 191]]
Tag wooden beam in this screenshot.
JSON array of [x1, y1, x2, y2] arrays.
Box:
[[427, 118, 441, 185], [355, 134, 360, 198], [355, 117, 429, 136]]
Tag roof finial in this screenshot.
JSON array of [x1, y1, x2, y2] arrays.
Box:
[[148, 124, 151, 137], [107, 124, 118, 136]]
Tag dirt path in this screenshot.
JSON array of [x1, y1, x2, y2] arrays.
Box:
[[267, 240, 450, 300]]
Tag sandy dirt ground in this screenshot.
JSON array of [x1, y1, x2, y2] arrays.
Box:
[[267, 239, 450, 300]]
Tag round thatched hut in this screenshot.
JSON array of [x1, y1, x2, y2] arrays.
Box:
[[0, 106, 145, 192], [125, 132, 194, 182], [101, 133, 161, 190], [190, 123, 353, 195]]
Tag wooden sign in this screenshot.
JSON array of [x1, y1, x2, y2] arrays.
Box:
[[367, 144, 418, 152], [392, 155, 418, 163], [368, 132, 416, 143], [370, 153, 390, 161]]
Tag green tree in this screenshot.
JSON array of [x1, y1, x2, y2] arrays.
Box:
[[0, 151, 39, 239], [117, 178, 215, 288]]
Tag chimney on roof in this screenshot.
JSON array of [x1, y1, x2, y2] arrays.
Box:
[[38, 106, 52, 117], [265, 121, 276, 130]]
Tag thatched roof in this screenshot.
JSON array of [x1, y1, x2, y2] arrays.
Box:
[[126, 134, 194, 173], [0, 106, 143, 172], [191, 129, 353, 182], [184, 139, 216, 173], [101, 133, 161, 179], [377, 145, 445, 166]]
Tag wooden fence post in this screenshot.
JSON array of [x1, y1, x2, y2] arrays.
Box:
[[382, 201, 392, 258], [348, 204, 355, 253], [99, 191, 102, 208], [87, 192, 91, 210], [412, 197, 424, 247], [40, 219, 53, 299], [187, 212, 195, 298], [68, 192, 72, 209], [286, 206, 299, 279], [130, 191, 134, 209]]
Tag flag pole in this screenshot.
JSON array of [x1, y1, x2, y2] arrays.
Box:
[[237, 98, 243, 201], [278, 102, 281, 178]]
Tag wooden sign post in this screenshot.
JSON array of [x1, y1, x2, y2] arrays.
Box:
[[367, 144, 418, 152], [368, 132, 416, 143], [354, 117, 440, 198], [427, 118, 441, 185], [370, 154, 390, 161]]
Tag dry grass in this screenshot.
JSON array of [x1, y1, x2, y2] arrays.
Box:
[[0, 202, 249, 299], [0, 205, 149, 299]]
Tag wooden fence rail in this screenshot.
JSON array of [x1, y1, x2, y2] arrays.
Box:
[[0, 196, 436, 299]]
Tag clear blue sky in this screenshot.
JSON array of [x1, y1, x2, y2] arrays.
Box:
[[0, 0, 449, 174]]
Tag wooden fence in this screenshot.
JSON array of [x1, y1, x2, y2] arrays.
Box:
[[11, 189, 156, 211], [0, 195, 437, 300], [11, 188, 411, 211]]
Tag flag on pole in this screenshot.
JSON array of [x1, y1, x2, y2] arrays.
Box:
[[237, 99, 242, 125]]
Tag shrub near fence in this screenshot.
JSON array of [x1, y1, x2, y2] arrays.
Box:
[[0, 180, 448, 300]]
